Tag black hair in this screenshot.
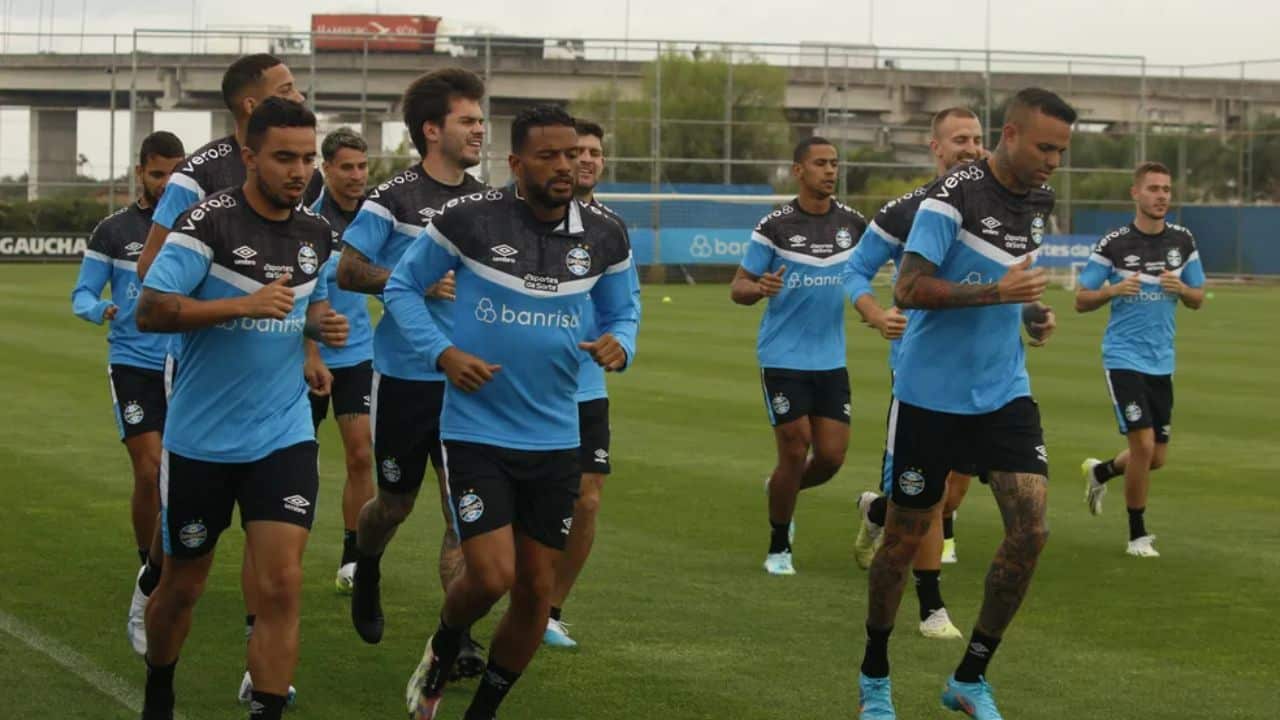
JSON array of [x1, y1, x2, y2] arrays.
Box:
[[245, 97, 316, 151], [1006, 87, 1078, 126], [793, 136, 836, 163], [402, 68, 485, 156], [321, 127, 368, 162], [138, 130, 185, 166], [575, 119, 605, 141], [221, 53, 285, 114], [511, 105, 576, 153]]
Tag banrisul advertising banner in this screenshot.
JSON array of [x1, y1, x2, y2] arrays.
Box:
[[0, 233, 90, 261]]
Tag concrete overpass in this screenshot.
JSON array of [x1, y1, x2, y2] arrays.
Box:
[[5, 49, 1279, 196]]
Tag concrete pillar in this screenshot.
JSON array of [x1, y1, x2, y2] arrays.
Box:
[[362, 119, 383, 154], [28, 108, 77, 200], [211, 110, 236, 141], [131, 110, 154, 165], [485, 115, 513, 188]]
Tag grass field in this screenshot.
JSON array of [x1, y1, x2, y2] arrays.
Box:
[[2, 264, 1278, 720]]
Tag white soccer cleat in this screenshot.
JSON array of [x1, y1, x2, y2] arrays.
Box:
[[334, 562, 356, 594], [919, 608, 964, 640], [854, 492, 884, 570], [405, 636, 435, 715], [238, 670, 296, 706], [1082, 458, 1107, 515], [127, 565, 149, 656], [1126, 535, 1160, 558], [940, 538, 958, 565], [543, 617, 577, 648], [763, 551, 796, 576]]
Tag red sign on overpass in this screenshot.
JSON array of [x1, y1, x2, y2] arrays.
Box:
[[311, 14, 441, 53]]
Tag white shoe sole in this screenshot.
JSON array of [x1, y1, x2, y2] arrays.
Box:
[[127, 566, 148, 656]]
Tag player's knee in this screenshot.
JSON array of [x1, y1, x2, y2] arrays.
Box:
[[811, 446, 846, 476], [1010, 524, 1050, 554], [256, 563, 304, 611], [377, 491, 415, 524], [160, 575, 207, 610], [575, 485, 602, 519], [776, 436, 809, 468], [1129, 434, 1156, 460], [471, 563, 515, 603], [1149, 451, 1166, 471], [345, 442, 373, 479]]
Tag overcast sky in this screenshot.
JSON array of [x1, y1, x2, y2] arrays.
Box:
[[3, 0, 1279, 179]]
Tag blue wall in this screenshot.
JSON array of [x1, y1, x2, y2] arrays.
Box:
[[1073, 207, 1280, 275]]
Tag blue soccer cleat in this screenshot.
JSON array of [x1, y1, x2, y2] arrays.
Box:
[[941, 675, 1003, 719], [858, 673, 896, 719], [543, 618, 578, 648]]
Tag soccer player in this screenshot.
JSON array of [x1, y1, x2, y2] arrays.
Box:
[[1076, 161, 1204, 558], [136, 98, 348, 720], [71, 130, 184, 654], [309, 127, 375, 591], [337, 69, 488, 671], [543, 119, 635, 648], [845, 107, 991, 640], [730, 137, 868, 576], [855, 88, 1073, 720], [131, 52, 315, 703], [389, 105, 640, 720]]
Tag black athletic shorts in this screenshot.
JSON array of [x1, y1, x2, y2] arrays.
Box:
[[578, 398, 611, 475], [311, 360, 373, 429], [108, 364, 167, 440], [371, 374, 445, 494], [1105, 369, 1173, 444], [443, 441, 580, 551], [880, 371, 977, 491], [883, 397, 1048, 509], [760, 367, 851, 427], [161, 441, 319, 558]]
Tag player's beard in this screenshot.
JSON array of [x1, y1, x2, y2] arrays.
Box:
[[142, 184, 162, 207], [526, 175, 573, 209], [257, 176, 302, 210]]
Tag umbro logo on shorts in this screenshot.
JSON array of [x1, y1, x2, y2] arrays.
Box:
[[593, 448, 609, 463], [562, 517, 574, 535], [282, 495, 311, 515]]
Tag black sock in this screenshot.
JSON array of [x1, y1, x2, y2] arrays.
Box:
[[1128, 507, 1147, 541], [356, 551, 383, 582], [955, 630, 1001, 682], [341, 530, 359, 566], [867, 495, 887, 526], [860, 624, 893, 678], [549, 606, 562, 622], [248, 690, 287, 719], [245, 614, 256, 641], [138, 548, 149, 566], [464, 660, 521, 720], [942, 515, 955, 540], [139, 556, 162, 596], [1094, 458, 1123, 484], [425, 616, 465, 696], [144, 656, 177, 713], [914, 569, 944, 621], [768, 521, 791, 554]]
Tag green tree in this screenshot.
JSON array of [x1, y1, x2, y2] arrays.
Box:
[[572, 51, 791, 185]]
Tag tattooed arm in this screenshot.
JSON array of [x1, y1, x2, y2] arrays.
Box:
[[337, 247, 391, 294], [136, 289, 256, 332], [894, 253, 1048, 310], [975, 471, 1050, 637]]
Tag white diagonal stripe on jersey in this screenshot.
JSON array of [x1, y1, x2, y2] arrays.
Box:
[[868, 220, 903, 246], [1112, 268, 1165, 284], [957, 228, 1039, 267], [426, 224, 461, 256], [458, 253, 602, 298], [604, 252, 634, 275], [167, 172, 204, 199], [360, 198, 394, 222], [1089, 252, 1113, 267], [208, 263, 264, 294], [83, 249, 111, 264], [750, 230, 773, 247], [165, 231, 214, 260], [293, 278, 318, 300], [919, 198, 963, 225], [112, 258, 138, 272], [769, 244, 856, 268], [394, 220, 424, 240]]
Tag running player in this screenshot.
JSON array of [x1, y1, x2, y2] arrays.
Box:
[[1076, 161, 1204, 558], [391, 105, 640, 720], [856, 88, 1074, 720], [71, 130, 184, 654], [846, 108, 1027, 640], [730, 137, 868, 576], [136, 98, 347, 720], [309, 127, 375, 590], [130, 52, 314, 703], [337, 68, 488, 676], [543, 119, 635, 648]]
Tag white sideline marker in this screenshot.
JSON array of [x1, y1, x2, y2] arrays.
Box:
[[0, 608, 189, 719]]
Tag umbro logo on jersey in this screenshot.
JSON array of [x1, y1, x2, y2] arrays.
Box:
[[124, 242, 144, 254], [980, 216, 1002, 235], [786, 234, 808, 247], [418, 207, 439, 222], [491, 244, 519, 263], [232, 245, 258, 265], [1124, 255, 1141, 266], [282, 495, 311, 515]]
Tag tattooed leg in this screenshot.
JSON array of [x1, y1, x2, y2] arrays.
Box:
[[975, 472, 1050, 637], [867, 502, 941, 629]]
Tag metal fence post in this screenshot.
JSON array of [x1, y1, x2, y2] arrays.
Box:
[[309, 30, 317, 112], [360, 37, 368, 142], [1137, 57, 1147, 162], [723, 43, 733, 185], [608, 43, 618, 184], [128, 29, 138, 202], [483, 35, 492, 184], [650, 40, 662, 275], [108, 33, 117, 213]]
